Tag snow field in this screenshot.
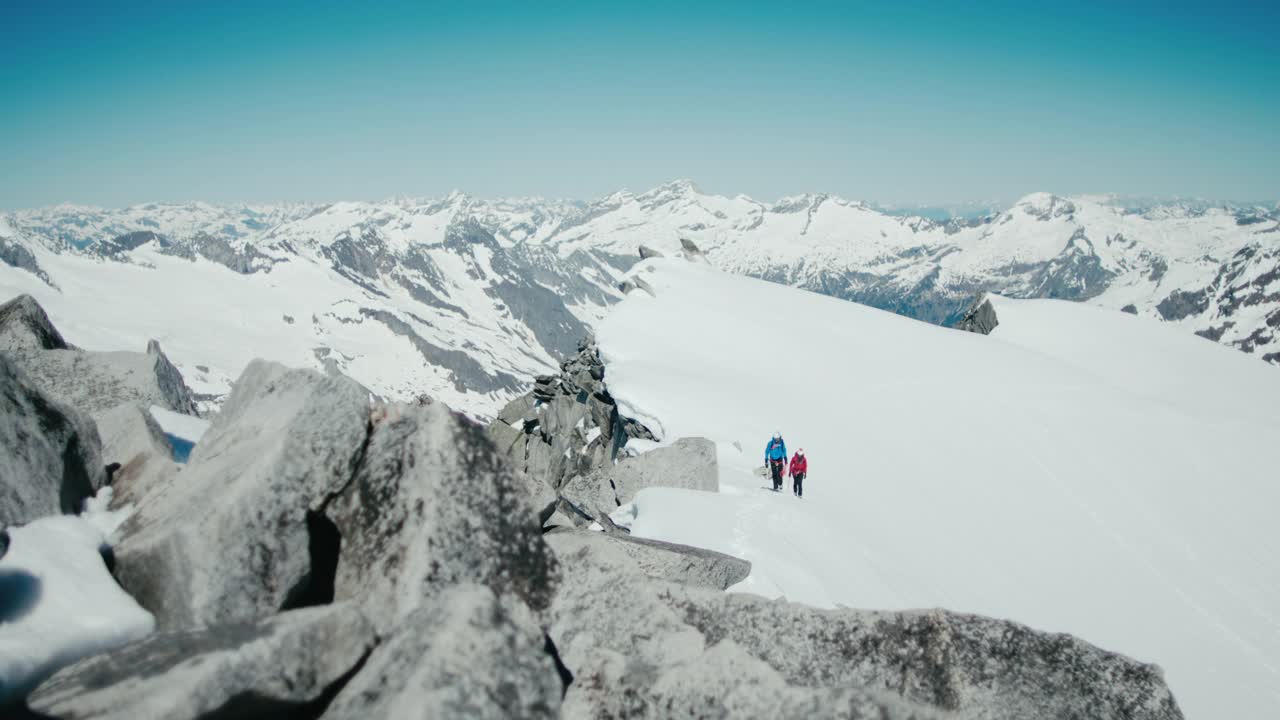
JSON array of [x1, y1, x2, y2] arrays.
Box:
[[598, 259, 1280, 720]]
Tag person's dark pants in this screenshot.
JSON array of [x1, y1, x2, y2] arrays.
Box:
[[792, 471, 805, 497], [770, 459, 785, 490]]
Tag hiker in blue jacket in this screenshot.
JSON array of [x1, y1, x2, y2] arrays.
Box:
[[764, 431, 787, 491]]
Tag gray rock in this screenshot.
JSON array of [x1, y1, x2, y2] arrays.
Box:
[[497, 393, 536, 426], [8, 341, 198, 417], [679, 238, 710, 264], [561, 438, 717, 514], [665, 587, 1185, 720], [638, 245, 664, 259], [328, 401, 559, 633], [1156, 288, 1212, 321], [322, 584, 561, 720], [113, 360, 371, 629], [0, 354, 105, 528], [549, 535, 1182, 720], [0, 238, 55, 287], [643, 639, 942, 720], [632, 275, 657, 297], [92, 403, 177, 511], [545, 527, 750, 590], [28, 603, 377, 720], [0, 294, 69, 352], [954, 293, 999, 335]]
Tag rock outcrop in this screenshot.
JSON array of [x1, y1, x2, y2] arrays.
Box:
[[8, 340, 198, 418], [1, 295, 198, 418], [548, 530, 1183, 720], [328, 401, 559, 632], [27, 603, 377, 720], [487, 335, 657, 496], [323, 584, 562, 719], [559, 437, 717, 520], [0, 353, 105, 528], [112, 361, 372, 629], [92, 403, 177, 510], [955, 293, 1000, 335], [0, 294, 69, 353], [545, 527, 750, 591]]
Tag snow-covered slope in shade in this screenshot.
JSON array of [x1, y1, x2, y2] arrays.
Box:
[[598, 259, 1280, 720]]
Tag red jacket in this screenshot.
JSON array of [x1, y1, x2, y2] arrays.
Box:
[[789, 453, 807, 477]]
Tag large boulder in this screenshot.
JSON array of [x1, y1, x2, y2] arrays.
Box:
[[27, 603, 376, 720], [323, 584, 562, 719], [0, 294, 69, 352], [93, 403, 177, 511], [328, 401, 559, 632], [545, 527, 750, 590], [668, 589, 1184, 719], [560, 437, 717, 519], [548, 532, 1183, 720], [0, 354, 105, 528], [955, 293, 999, 335], [112, 360, 371, 629], [9, 341, 198, 418]]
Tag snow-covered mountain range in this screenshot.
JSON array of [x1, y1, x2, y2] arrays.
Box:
[[2, 181, 1276, 417]]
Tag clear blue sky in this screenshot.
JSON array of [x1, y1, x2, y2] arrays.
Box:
[[3, 0, 1277, 208]]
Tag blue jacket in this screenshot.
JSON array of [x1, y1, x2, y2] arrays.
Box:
[[765, 437, 787, 462]]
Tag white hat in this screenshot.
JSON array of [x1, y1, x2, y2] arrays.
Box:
[[797, 448, 804, 455], [773, 431, 781, 439]]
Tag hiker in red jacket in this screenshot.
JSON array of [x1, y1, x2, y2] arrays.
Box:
[[789, 448, 807, 498]]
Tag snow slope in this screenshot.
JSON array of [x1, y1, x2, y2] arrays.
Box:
[[0, 490, 154, 703], [598, 259, 1280, 719]]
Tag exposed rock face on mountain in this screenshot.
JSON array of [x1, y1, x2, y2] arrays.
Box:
[[955, 293, 1000, 335], [545, 527, 750, 591], [27, 603, 378, 720], [92, 403, 176, 510], [3, 330, 198, 418], [487, 335, 658, 496], [112, 361, 373, 629], [0, 294, 69, 352], [548, 532, 1183, 720], [0, 354, 105, 528], [323, 584, 562, 720], [560, 437, 718, 520], [328, 400, 559, 632]]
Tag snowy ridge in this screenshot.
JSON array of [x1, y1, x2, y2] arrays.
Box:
[[1, 182, 1277, 416], [599, 258, 1280, 720]]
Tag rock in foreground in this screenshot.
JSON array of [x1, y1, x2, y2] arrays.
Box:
[[324, 584, 562, 720], [27, 603, 376, 720], [112, 360, 371, 629], [0, 294, 69, 353], [0, 354, 105, 528], [329, 401, 559, 632]]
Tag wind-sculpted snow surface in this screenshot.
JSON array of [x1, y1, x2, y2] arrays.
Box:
[[598, 259, 1280, 719]]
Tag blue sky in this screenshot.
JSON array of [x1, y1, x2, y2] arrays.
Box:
[[3, 1, 1277, 207]]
